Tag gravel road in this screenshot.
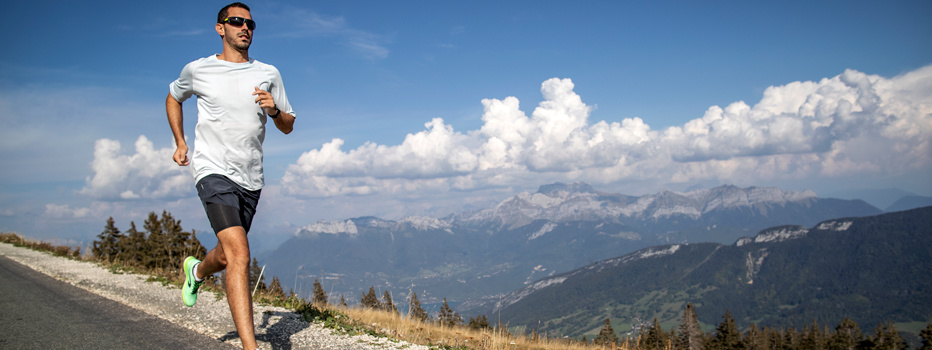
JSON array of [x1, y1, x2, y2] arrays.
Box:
[[0, 243, 429, 350]]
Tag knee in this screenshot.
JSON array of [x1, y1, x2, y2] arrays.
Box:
[[228, 253, 250, 269], [224, 248, 250, 269]]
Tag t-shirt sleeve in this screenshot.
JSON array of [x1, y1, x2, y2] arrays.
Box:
[[168, 61, 197, 103], [270, 67, 296, 119]]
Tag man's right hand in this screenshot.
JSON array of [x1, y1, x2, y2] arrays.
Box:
[[173, 145, 190, 166]]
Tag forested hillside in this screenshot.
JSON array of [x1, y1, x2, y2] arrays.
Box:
[[485, 207, 932, 340]]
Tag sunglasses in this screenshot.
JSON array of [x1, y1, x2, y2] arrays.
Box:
[[221, 17, 256, 30]]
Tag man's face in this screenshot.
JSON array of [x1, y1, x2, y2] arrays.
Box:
[[220, 7, 253, 51]]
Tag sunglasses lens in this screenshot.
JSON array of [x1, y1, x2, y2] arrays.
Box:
[[225, 17, 255, 30]]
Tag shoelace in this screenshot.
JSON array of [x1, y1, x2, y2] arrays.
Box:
[[189, 279, 203, 294]]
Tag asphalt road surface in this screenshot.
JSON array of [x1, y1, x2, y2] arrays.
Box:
[[0, 255, 235, 350]]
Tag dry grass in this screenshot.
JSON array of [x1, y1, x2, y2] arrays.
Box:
[[334, 305, 634, 350], [1, 232, 81, 259]]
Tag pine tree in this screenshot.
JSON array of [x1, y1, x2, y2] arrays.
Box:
[[361, 286, 381, 309], [594, 318, 618, 347], [92, 217, 123, 262], [468, 315, 491, 331], [679, 303, 704, 350], [268, 276, 286, 298], [709, 311, 742, 350], [639, 318, 667, 350], [919, 323, 932, 350], [113, 229, 127, 262], [438, 298, 461, 327], [438, 298, 452, 326], [866, 322, 907, 350], [757, 326, 782, 350], [829, 318, 863, 350], [143, 212, 166, 269], [312, 278, 328, 305], [744, 324, 767, 350], [800, 321, 827, 350], [160, 210, 188, 270], [249, 258, 266, 292], [783, 327, 800, 350], [382, 291, 398, 314], [118, 221, 146, 265], [408, 292, 428, 322]]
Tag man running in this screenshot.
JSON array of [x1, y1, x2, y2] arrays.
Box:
[[166, 3, 295, 350]]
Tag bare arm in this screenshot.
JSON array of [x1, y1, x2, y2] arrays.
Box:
[[270, 109, 295, 135], [166, 93, 189, 166]]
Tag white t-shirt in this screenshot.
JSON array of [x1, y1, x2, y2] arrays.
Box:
[[169, 55, 295, 191]]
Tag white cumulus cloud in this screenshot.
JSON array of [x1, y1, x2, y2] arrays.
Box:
[[282, 66, 932, 199], [79, 135, 192, 200]]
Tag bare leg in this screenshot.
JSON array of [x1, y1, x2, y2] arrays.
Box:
[[196, 242, 226, 278], [197, 226, 257, 350]]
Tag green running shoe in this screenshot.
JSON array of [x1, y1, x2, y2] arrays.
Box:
[[182, 256, 203, 307]]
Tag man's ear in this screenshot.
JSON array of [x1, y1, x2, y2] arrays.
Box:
[[216, 23, 224, 37]]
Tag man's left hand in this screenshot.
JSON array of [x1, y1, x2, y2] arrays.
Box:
[[253, 86, 277, 115]]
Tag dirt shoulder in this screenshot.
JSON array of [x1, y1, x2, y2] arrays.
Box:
[[0, 243, 426, 350]]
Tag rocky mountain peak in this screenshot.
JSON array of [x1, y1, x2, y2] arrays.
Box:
[[297, 219, 359, 236], [695, 186, 817, 210], [452, 183, 844, 229]]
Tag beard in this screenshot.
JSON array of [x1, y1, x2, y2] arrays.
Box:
[[226, 31, 251, 52]]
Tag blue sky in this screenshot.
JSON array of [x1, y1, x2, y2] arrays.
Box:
[[1, 0, 930, 253]]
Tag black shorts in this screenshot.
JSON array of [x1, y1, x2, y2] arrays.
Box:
[[196, 174, 261, 234]]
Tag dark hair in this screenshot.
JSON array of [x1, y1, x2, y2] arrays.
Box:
[[218, 2, 251, 23]]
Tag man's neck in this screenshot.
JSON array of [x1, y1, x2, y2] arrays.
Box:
[[217, 48, 249, 63]]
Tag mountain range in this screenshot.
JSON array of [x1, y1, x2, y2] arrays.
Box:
[[886, 195, 932, 212], [259, 183, 883, 305], [475, 206, 932, 339]]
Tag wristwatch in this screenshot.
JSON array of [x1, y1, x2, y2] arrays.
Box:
[[269, 107, 281, 119]]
